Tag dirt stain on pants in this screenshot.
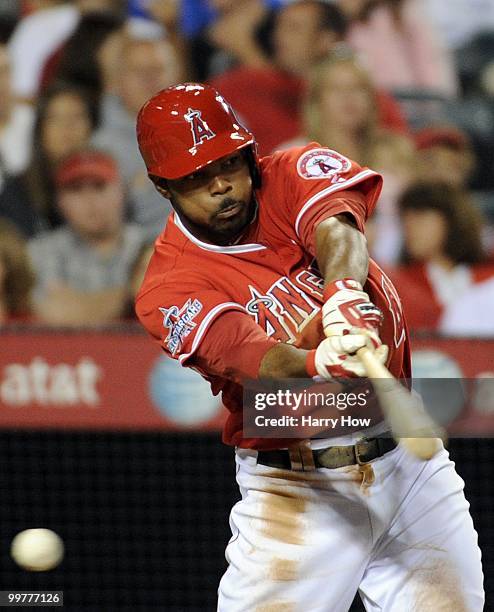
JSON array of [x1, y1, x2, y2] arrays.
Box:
[[410, 560, 468, 612], [259, 489, 306, 546]]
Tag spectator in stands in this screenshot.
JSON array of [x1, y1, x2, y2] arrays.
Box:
[[190, 0, 273, 80], [276, 53, 413, 265], [0, 42, 35, 177], [135, 0, 191, 83], [414, 126, 475, 190], [210, 0, 349, 154], [366, 131, 417, 265], [0, 83, 96, 236], [28, 148, 145, 327], [8, 0, 125, 103], [425, 0, 494, 51], [0, 217, 35, 325], [92, 37, 178, 240], [39, 10, 126, 106], [282, 53, 408, 159], [339, 0, 458, 96], [0, 1, 19, 43], [388, 182, 494, 332], [177, 0, 284, 40], [8, 1, 79, 102], [440, 275, 494, 336]]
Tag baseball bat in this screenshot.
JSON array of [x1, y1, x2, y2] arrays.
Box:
[[356, 346, 445, 460]]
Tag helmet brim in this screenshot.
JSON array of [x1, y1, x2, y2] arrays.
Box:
[[147, 132, 255, 180]]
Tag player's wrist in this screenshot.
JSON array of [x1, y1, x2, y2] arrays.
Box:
[[306, 349, 318, 378], [323, 278, 363, 302]]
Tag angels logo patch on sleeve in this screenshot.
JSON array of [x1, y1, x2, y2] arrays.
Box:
[[297, 148, 351, 180], [159, 298, 203, 355]]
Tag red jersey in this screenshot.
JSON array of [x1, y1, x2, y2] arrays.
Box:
[[136, 144, 411, 448]]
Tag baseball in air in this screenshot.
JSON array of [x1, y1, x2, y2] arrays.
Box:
[[11, 528, 64, 571]]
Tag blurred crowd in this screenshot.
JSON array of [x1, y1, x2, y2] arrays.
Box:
[[0, 0, 493, 336]]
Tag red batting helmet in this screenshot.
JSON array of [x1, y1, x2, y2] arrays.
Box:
[[136, 83, 257, 180]]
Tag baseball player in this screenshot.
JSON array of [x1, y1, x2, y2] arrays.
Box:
[[135, 84, 484, 611]]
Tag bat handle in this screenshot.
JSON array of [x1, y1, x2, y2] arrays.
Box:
[[356, 346, 393, 379], [356, 346, 444, 460]]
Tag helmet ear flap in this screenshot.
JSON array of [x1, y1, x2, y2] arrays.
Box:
[[245, 145, 261, 190]]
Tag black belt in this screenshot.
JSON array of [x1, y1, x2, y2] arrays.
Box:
[[257, 436, 398, 471]]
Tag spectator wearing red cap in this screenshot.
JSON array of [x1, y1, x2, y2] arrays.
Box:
[[414, 125, 475, 189], [28, 148, 145, 326]]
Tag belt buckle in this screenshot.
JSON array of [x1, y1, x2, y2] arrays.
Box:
[[354, 438, 370, 465]]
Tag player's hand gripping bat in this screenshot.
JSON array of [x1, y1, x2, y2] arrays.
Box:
[[357, 346, 446, 460]]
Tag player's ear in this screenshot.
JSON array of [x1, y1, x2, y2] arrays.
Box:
[[149, 174, 171, 199], [155, 184, 171, 199]]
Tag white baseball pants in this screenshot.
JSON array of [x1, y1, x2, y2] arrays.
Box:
[[218, 443, 484, 611]]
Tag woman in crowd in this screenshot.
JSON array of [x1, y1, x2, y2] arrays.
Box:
[[0, 218, 35, 325], [281, 53, 408, 161], [0, 82, 97, 235], [388, 182, 494, 332]]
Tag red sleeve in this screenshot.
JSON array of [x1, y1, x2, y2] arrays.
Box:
[[136, 285, 247, 363], [261, 143, 382, 245], [288, 144, 382, 239], [191, 310, 278, 383], [297, 190, 369, 255]]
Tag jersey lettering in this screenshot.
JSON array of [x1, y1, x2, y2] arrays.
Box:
[[296, 270, 324, 297], [246, 286, 293, 343], [245, 278, 319, 343], [380, 270, 405, 348], [270, 278, 318, 327]]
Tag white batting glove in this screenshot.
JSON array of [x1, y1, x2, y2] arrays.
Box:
[[322, 278, 383, 348], [306, 335, 389, 379]]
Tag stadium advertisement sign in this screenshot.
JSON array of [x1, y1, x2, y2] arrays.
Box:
[[0, 328, 493, 433]]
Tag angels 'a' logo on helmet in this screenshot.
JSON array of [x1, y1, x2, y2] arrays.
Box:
[[185, 108, 216, 148]]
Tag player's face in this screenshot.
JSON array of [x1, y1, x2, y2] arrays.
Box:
[[159, 151, 255, 246]]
